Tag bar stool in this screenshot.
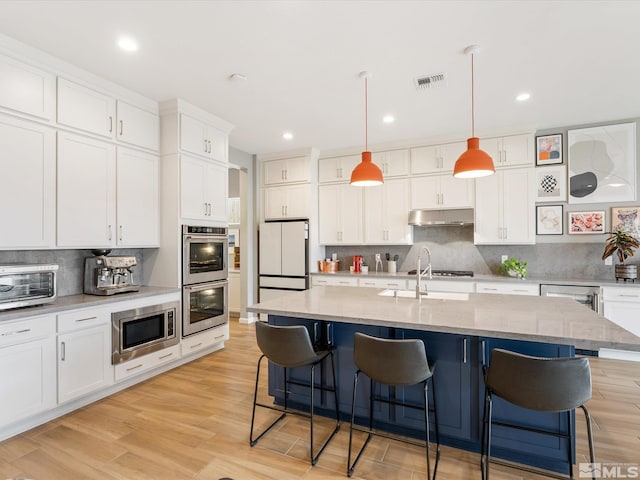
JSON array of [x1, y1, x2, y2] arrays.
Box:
[[348, 332, 440, 479], [482, 348, 596, 480], [249, 321, 340, 466]]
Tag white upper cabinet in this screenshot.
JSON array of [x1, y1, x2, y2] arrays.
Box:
[[318, 184, 363, 245], [57, 132, 116, 248], [0, 115, 55, 249], [57, 77, 159, 151], [474, 168, 535, 245], [57, 77, 116, 138], [263, 156, 310, 185], [180, 113, 228, 162], [116, 101, 159, 151], [364, 178, 413, 245], [116, 148, 160, 247], [372, 149, 410, 177], [318, 155, 360, 183], [481, 133, 533, 168], [263, 184, 311, 220], [0, 53, 55, 120], [411, 141, 466, 174], [411, 175, 474, 210], [180, 154, 228, 222]]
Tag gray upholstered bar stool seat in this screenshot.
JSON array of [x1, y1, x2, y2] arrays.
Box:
[[482, 348, 596, 480], [250, 321, 340, 466], [348, 332, 440, 479]]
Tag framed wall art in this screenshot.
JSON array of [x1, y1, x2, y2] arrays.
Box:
[[611, 206, 640, 238], [535, 165, 567, 202], [536, 205, 563, 235], [536, 133, 563, 166], [568, 211, 605, 234], [568, 122, 636, 204]]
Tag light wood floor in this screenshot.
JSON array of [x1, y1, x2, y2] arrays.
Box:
[[0, 320, 638, 479]]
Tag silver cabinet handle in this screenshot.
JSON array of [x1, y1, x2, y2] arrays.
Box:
[[108, 224, 112, 241], [61, 341, 66, 361], [126, 363, 143, 372], [190, 342, 203, 349], [109, 116, 113, 133], [1, 328, 31, 337], [207, 140, 212, 153], [119, 120, 123, 136], [204, 203, 208, 216], [119, 225, 123, 242], [481, 340, 486, 368], [75, 316, 97, 323], [203, 139, 208, 153], [214, 334, 225, 340], [284, 205, 288, 216], [463, 338, 468, 364], [281, 205, 285, 216], [159, 352, 174, 360]]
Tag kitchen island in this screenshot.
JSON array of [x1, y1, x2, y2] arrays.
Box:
[[248, 286, 640, 474]]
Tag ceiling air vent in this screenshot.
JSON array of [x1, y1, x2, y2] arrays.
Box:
[[414, 73, 446, 91]]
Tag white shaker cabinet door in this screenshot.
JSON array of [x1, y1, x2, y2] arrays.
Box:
[[180, 155, 209, 221], [116, 148, 160, 247], [116, 101, 159, 151], [501, 168, 535, 243], [57, 77, 116, 138], [0, 116, 55, 249], [0, 53, 55, 120], [57, 132, 116, 247], [474, 172, 502, 244], [206, 161, 228, 222]]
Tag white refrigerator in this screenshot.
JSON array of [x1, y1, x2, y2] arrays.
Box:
[[259, 220, 309, 306]]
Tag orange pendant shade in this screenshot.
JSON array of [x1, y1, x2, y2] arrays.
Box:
[[453, 137, 495, 178], [350, 151, 383, 186]]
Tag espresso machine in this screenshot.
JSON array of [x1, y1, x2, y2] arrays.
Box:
[[84, 251, 140, 295]]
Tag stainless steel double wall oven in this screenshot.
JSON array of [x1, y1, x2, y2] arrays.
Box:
[[182, 225, 229, 336]]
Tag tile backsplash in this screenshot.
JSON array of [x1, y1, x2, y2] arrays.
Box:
[[0, 249, 149, 296], [323, 226, 617, 280]]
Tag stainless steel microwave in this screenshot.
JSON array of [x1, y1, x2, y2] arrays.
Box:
[[0, 264, 58, 311]]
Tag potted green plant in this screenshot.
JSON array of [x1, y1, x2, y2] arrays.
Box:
[[498, 257, 528, 279], [602, 229, 640, 281]]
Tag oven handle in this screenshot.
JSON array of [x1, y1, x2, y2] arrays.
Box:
[[183, 234, 228, 242], [183, 280, 229, 293]]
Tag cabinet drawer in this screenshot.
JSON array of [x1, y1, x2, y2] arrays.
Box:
[[114, 344, 180, 381], [57, 307, 109, 333], [407, 279, 475, 293], [359, 278, 407, 289], [0, 315, 55, 346], [602, 287, 640, 302], [181, 323, 229, 356], [477, 282, 539, 296]]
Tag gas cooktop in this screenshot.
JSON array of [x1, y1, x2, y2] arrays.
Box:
[[407, 270, 474, 277]]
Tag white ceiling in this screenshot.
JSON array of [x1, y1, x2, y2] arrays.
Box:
[[0, 1, 638, 157]]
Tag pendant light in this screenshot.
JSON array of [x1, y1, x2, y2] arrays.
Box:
[[453, 45, 495, 178], [350, 71, 384, 186]]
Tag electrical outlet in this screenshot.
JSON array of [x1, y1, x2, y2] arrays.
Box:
[[501, 255, 508, 264], [604, 256, 613, 266]]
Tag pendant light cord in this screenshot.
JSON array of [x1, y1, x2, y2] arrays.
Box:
[[471, 52, 475, 138], [365, 77, 368, 151]]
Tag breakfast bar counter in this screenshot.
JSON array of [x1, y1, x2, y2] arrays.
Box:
[[248, 286, 640, 474], [248, 285, 640, 352]]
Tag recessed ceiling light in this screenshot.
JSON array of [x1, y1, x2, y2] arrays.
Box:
[[282, 132, 293, 140], [383, 115, 395, 123], [117, 36, 138, 52], [516, 92, 531, 102]]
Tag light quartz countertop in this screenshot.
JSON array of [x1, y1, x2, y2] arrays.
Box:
[[248, 285, 640, 351], [312, 270, 640, 288], [0, 286, 180, 323]]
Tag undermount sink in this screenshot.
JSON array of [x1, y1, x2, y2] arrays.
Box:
[[378, 289, 469, 301]]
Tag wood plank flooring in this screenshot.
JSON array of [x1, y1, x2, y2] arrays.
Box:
[[0, 320, 638, 479]]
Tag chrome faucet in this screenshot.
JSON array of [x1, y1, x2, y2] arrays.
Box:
[[415, 246, 432, 301]]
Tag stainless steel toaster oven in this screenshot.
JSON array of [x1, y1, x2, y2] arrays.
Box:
[[0, 264, 58, 310]]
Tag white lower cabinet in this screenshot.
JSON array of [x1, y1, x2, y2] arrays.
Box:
[[57, 308, 113, 403], [476, 282, 539, 296], [114, 344, 181, 382], [601, 287, 640, 361], [312, 275, 358, 287], [181, 323, 229, 357], [359, 277, 407, 289], [0, 315, 56, 427]]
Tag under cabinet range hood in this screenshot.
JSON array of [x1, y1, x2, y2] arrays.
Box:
[[408, 208, 474, 226]]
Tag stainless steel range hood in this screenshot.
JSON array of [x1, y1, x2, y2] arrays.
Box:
[[408, 208, 474, 226]]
